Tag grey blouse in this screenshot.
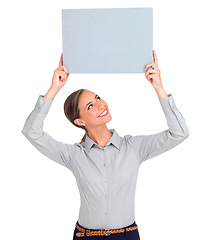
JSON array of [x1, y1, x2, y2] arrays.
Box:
[[21, 94, 189, 229]]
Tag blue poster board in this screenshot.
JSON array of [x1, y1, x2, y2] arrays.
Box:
[[62, 8, 153, 73]]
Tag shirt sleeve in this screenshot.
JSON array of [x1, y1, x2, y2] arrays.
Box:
[[21, 95, 75, 172], [131, 94, 190, 165]]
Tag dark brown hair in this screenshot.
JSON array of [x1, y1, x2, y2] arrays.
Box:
[[64, 88, 88, 144]]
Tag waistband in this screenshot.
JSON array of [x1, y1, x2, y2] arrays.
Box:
[[75, 220, 138, 237]]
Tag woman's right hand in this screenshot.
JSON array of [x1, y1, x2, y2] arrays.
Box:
[[51, 53, 70, 90]]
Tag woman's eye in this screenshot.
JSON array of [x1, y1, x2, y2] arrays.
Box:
[[87, 96, 100, 110]]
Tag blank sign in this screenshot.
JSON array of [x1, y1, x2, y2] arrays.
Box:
[[62, 8, 153, 73]]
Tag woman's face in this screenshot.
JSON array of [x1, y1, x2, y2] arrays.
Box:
[[74, 90, 112, 128]]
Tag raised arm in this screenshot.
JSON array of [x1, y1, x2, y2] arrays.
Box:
[[131, 50, 189, 165], [21, 53, 75, 172]]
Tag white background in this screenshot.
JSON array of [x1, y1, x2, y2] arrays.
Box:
[[1, 1, 209, 240]]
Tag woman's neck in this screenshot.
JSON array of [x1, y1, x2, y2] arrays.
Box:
[[87, 126, 113, 148]]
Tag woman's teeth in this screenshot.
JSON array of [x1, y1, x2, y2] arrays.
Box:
[[99, 110, 107, 117]]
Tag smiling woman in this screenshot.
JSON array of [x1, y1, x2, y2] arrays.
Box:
[[64, 89, 112, 144], [21, 51, 189, 240]]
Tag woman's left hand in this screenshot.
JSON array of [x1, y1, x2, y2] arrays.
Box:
[[144, 50, 163, 90]]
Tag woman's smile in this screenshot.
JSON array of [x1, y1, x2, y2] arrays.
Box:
[[98, 109, 108, 117]]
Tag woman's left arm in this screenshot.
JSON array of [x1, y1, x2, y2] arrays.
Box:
[[131, 50, 190, 165]]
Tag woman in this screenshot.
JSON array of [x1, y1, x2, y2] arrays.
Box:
[[21, 50, 189, 240]]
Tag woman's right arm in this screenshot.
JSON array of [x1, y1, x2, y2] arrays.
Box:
[[21, 53, 75, 172]]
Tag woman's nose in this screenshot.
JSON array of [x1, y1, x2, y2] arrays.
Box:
[[98, 104, 105, 110]]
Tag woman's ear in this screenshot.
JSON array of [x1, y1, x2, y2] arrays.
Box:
[[74, 118, 85, 126]]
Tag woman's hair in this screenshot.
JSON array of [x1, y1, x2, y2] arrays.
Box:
[[64, 88, 88, 144]]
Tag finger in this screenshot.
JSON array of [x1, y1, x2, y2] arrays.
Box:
[[145, 73, 153, 83], [144, 62, 155, 71], [145, 72, 156, 78], [59, 53, 63, 68], [59, 54, 62, 68], [57, 72, 66, 79], [153, 50, 158, 66], [59, 54, 61, 67], [55, 70, 68, 79], [147, 73, 155, 80], [145, 69, 156, 78], [62, 65, 69, 74], [57, 65, 69, 74], [144, 62, 154, 71]]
